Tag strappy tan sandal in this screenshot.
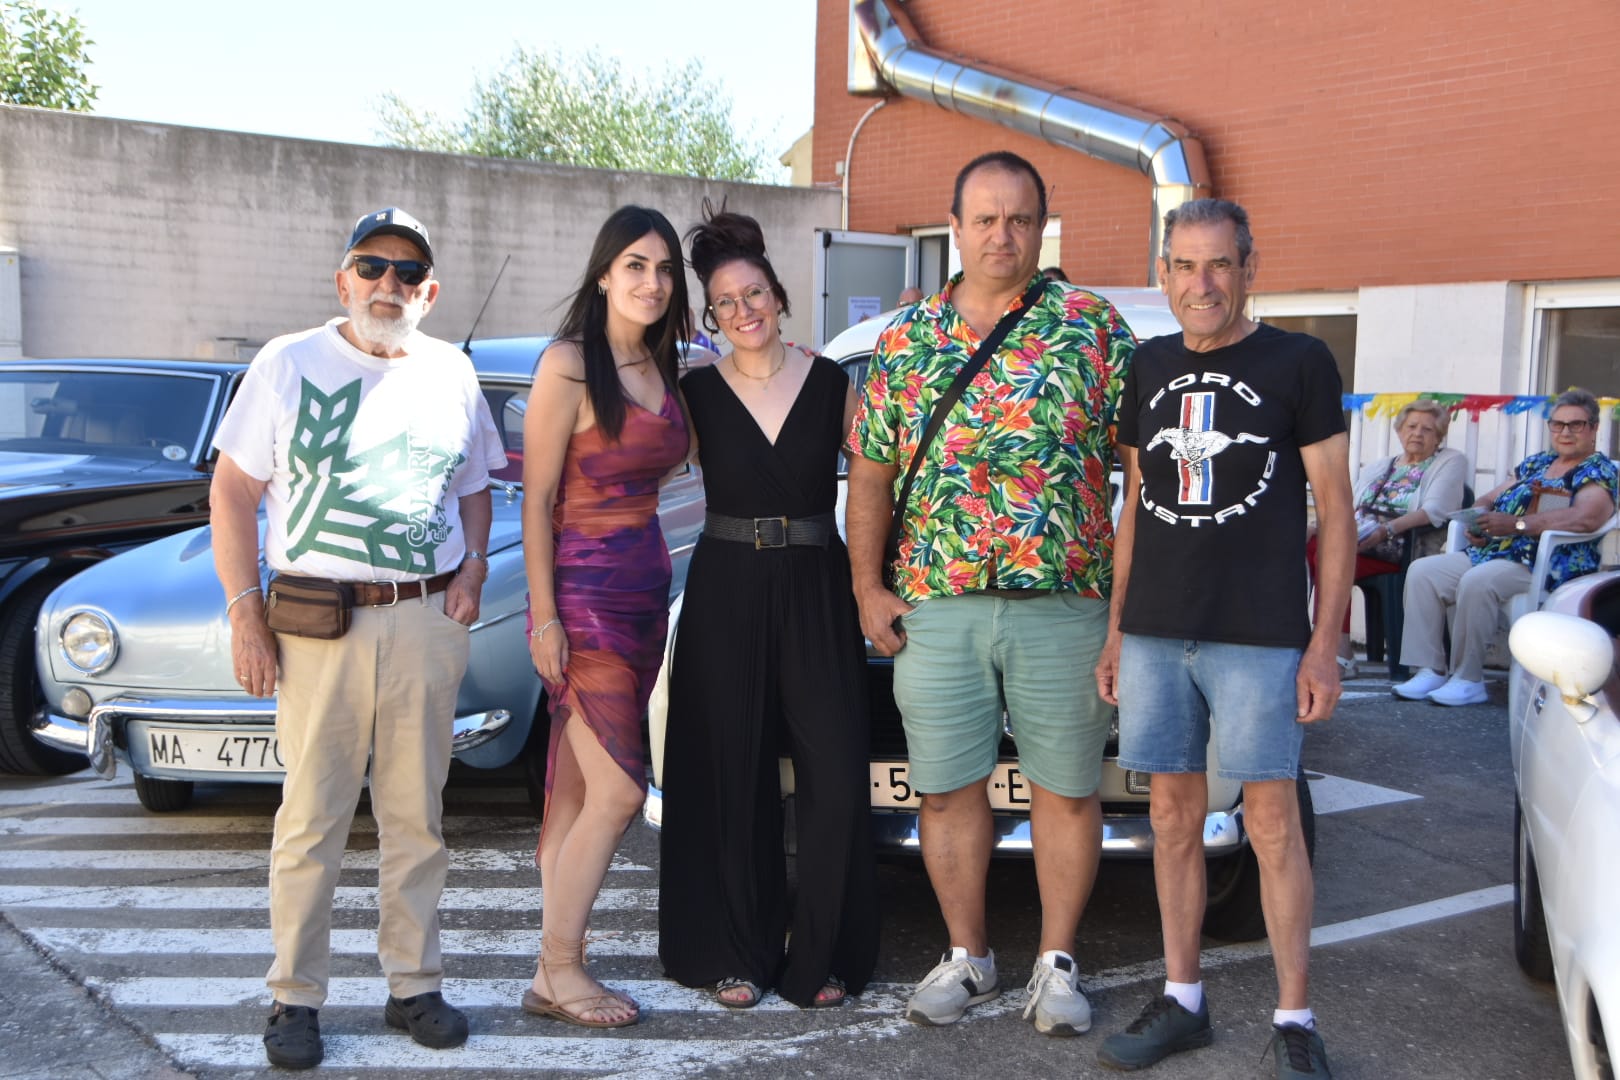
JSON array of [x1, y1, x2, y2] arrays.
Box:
[[520, 933, 640, 1028]]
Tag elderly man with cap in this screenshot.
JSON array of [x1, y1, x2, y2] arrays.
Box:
[[210, 208, 506, 1070]]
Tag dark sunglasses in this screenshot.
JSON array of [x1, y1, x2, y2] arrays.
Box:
[[346, 254, 431, 286]]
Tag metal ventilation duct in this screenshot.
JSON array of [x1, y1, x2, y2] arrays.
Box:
[[849, 0, 1211, 283]]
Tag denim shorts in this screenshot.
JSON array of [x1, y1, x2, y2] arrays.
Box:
[[1115, 634, 1305, 781], [891, 591, 1111, 798]]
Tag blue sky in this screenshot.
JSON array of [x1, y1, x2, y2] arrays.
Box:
[[61, 1, 816, 171]]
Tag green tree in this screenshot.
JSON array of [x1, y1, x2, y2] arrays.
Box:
[[377, 49, 775, 182], [0, 1, 96, 111]]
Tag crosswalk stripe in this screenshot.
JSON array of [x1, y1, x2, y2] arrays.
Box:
[[0, 847, 649, 873], [91, 975, 918, 1015], [0, 885, 655, 911], [156, 1024, 899, 1078], [0, 814, 528, 837], [25, 926, 659, 957], [0, 779, 533, 807]]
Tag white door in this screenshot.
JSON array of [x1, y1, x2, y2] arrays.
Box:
[[812, 230, 916, 350]]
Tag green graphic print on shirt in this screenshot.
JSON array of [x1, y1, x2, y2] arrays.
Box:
[[284, 377, 466, 573]]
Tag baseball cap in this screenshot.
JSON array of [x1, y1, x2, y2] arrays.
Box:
[[346, 207, 434, 264]]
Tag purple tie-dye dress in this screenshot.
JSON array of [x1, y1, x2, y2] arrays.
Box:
[[539, 388, 688, 825]]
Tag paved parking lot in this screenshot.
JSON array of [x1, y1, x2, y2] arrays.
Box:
[[0, 676, 1575, 1079]]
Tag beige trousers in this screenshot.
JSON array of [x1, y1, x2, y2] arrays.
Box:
[[1399, 552, 1529, 682], [265, 591, 470, 1008]]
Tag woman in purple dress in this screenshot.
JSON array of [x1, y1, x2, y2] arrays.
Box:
[[521, 206, 691, 1028]]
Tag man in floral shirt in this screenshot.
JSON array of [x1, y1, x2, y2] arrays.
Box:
[[846, 150, 1135, 1036]]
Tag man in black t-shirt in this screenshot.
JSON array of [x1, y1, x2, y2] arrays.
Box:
[[1093, 200, 1354, 1080]]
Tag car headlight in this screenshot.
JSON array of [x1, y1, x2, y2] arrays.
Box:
[[60, 611, 118, 675]]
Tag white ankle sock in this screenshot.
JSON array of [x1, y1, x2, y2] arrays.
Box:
[[1164, 980, 1202, 1012], [1274, 1007, 1315, 1029]]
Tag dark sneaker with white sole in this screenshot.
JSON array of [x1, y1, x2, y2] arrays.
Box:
[[1097, 994, 1214, 1071], [263, 1002, 322, 1070], [1266, 1022, 1332, 1079]]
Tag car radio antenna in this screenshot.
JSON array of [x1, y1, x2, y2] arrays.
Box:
[[461, 255, 512, 356]]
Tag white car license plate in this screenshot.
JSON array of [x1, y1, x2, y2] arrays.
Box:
[[869, 761, 1031, 810], [146, 729, 284, 773]]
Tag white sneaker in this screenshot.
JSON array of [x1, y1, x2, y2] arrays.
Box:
[[1023, 950, 1091, 1036], [1428, 676, 1488, 706], [1335, 656, 1360, 679], [1392, 668, 1447, 700], [905, 947, 999, 1025]]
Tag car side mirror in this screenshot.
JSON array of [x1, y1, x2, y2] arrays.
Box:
[[1509, 611, 1615, 720]]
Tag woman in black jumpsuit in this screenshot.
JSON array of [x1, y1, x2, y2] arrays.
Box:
[[657, 204, 878, 1008]]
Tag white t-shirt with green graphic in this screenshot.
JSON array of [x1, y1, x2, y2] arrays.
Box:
[[213, 318, 506, 581]]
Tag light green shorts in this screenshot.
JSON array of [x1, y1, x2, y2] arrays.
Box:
[[892, 591, 1111, 798]]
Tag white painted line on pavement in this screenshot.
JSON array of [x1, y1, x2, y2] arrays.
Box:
[[0, 814, 529, 837], [0, 884, 653, 912], [1307, 773, 1421, 815], [158, 1024, 900, 1076], [92, 974, 915, 1015], [0, 847, 649, 873], [24, 926, 657, 957]]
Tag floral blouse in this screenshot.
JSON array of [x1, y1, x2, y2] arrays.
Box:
[[847, 273, 1135, 602], [1470, 450, 1619, 587]]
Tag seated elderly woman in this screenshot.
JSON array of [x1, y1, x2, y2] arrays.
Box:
[[1394, 388, 1618, 706], [1308, 398, 1468, 676]]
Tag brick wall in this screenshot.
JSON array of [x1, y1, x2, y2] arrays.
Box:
[[815, 0, 1620, 290]]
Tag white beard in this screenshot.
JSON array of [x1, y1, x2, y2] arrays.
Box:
[[346, 289, 423, 353]]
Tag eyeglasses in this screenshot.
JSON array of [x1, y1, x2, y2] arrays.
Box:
[[1548, 419, 1593, 434], [710, 285, 772, 320], [345, 254, 431, 286]]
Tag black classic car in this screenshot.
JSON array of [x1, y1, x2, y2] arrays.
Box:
[[0, 358, 247, 774]]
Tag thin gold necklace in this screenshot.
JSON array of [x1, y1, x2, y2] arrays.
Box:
[[731, 342, 786, 384]]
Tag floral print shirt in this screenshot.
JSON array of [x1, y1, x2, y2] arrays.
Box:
[[847, 273, 1135, 602], [1470, 450, 1618, 587]]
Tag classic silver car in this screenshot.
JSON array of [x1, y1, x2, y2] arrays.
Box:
[[645, 288, 1311, 941], [30, 337, 711, 813]]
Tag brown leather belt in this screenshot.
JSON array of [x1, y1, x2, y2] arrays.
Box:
[[325, 573, 455, 607]]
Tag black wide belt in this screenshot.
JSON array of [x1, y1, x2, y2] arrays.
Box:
[[704, 511, 834, 549]]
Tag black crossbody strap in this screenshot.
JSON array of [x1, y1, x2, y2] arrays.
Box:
[[884, 279, 1048, 573]]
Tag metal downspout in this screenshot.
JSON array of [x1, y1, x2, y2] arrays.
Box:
[[849, 0, 1211, 283]]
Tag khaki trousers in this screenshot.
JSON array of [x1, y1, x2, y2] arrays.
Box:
[[1399, 552, 1529, 682], [265, 591, 470, 1008]]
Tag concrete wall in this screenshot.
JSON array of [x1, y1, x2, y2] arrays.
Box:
[[0, 106, 842, 359]]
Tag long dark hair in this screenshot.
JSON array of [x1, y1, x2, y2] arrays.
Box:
[[684, 198, 791, 335], [551, 205, 690, 441]]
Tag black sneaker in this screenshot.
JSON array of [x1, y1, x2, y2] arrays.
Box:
[[1266, 1022, 1332, 1079], [1097, 994, 1214, 1071], [385, 990, 469, 1049], [263, 1002, 323, 1070]]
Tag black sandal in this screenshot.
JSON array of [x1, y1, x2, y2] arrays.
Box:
[[810, 975, 847, 1009], [263, 1002, 323, 1070], [715, 977, 762, 1009]]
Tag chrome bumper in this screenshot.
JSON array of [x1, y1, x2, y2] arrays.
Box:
[[31, 694, 512, 781], [642, 785, 1246, 857]]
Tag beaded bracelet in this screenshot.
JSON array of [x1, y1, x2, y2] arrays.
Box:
[[225, 586, 261, 614], [530, 618, 561, 640]]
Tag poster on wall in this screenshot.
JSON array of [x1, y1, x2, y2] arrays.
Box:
[[847, 296, 883, 326]]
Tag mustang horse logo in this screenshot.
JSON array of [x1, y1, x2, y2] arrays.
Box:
[[1146, 391, 1269, 505]]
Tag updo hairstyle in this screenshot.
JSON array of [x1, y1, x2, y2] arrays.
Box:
[[685, 198, 791, 334]]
